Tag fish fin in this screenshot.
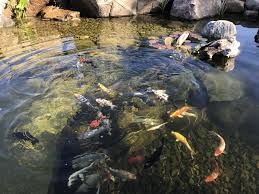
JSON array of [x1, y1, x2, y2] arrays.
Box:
[[178, 115, 184, 118], [176, 139, 179, 142]]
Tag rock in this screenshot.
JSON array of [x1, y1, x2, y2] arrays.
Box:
[[175, 32, 189, 46], [226, 0, 245, 13], [255, 30, 259, 43], [244, 10, 259, 20], [41, 6, 80, 21], [246, 0, 259, 11], [198, 38, 240, 59], [70, 0, 113, 17], [26, 0, 50, 17], [110, 0, 137, 17], [0, 15, 14, 27], [71, 0, 161, 17], [170, 0, 221, 20], [201, 20, 237, 40], [203, 72, 243, 102], [137, 0, 160, 14]]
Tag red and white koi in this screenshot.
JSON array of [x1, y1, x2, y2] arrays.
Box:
[[89, 115, 107, 128], [210, 131, 226, 157]]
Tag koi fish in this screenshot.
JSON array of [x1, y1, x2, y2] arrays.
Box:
[[128, 155, 145, 165], [96, 98, 116, 109], [12, 131, 39, 145], [210, 131, 226, 156], [79, 120, 111, 140], [89, 115, 106, 128], [152, 89, 169, 102], [68, 162, 95, 187], [146, 122, 167, 131], [74, 93, 96, 110], [98, 83, 115, 97], [205, 159, 220, 183], [171, 131, 195, 155], [169, 106, 193, 118], [144, 138, 164, 169], [72, 152, 109, 169], [109, 168, 136, 181]]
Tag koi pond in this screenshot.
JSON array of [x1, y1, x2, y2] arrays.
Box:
[[0, 16, 258, 194]]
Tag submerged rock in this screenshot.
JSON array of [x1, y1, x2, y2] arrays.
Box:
[[203, 72, 244, 102], [170, 0, 221, 20], [201, 20, 237, 40]]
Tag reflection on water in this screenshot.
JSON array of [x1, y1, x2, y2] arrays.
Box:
[[0, 16, 258, 194]]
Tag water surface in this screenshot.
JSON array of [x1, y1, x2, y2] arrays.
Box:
[[0, 16, 258, 194]]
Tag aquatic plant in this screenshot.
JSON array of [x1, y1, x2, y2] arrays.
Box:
[[217, 0, 227, 17], [158, 0, 170, 15], [14, 0, 26, 18]]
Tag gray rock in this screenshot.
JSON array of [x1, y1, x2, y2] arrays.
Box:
[[201, 20, 237, 40], [170, 0, 221, 20], [226, 0, 245, 13], [137, 0, 160, 15], [244, 10, 259, 20], [246, 0, 259, 11], [110, 0, 137, 17], [70, 0, 113, 17], [70, 0, 160, 17], [0, 15, 14, 28], [198, 38, 240, 59]]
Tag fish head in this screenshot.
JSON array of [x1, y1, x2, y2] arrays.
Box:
[[205, 175, 214, 183], [171, 131, 177, 137], [214, 149, 223, 156], [74, 93, 80, 98], [127, 173, 137, 180]]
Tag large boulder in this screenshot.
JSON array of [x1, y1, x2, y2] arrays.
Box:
[[26, 0, 50, 17], [201, 20, 237, 40], [226, 0, 245, 13], [110, 0, 137, 17], [70, 0, 161, 17], [246, 0, 259, 11], [170, 0, 221, 20]]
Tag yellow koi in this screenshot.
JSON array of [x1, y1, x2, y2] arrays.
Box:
[[171, 131, 195, 155], [98, 83, 115, 97]]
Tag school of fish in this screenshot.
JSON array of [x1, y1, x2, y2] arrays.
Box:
[[70, 79, 227, 193]]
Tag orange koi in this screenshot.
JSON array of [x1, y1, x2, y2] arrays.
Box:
[[169, 106, 192, 118], [210, 131, 225, 156], [205, 159, 220, 183]]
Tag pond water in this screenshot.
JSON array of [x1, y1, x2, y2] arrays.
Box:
[[0, 16, 258, 194]]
